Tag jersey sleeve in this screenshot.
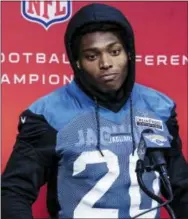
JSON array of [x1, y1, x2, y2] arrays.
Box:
[[163, 107, 188, 218], [1, 109, 57, 219]]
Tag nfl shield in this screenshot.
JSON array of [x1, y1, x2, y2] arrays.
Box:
[[21, 0, 72, 29]]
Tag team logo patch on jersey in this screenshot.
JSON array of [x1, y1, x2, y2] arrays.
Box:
[[21, 0, 72, 30], [135, 116, 163, 130]]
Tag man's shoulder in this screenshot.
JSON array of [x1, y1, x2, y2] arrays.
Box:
[[133, 83, 176, 119], [25, 83, 76, 129], [134, 83, 174, 104], [28, 84, 70, 115]]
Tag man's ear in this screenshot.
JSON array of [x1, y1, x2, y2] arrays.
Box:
[[76, 61, 80, 69]]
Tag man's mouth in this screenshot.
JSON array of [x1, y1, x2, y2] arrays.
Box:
[[100, 73, 118, 81]]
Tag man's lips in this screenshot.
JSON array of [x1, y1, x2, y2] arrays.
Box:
[[99, 73, 119, 81]]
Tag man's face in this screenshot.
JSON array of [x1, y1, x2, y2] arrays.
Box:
[[78, 31, 128, 93]]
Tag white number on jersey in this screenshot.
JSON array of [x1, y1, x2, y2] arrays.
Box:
[[73, 149, 159, 218]]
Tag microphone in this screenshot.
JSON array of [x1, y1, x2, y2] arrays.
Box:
[[138, 129, 171, 172], [134, 129, 176, 219]]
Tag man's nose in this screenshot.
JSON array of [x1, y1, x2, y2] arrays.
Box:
[[99, 53, 113, 70]]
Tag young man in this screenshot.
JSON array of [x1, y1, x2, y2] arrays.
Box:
[[2, 3, 188, 219]]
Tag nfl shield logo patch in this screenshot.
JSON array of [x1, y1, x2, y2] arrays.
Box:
[[21, 0, 72, 29]]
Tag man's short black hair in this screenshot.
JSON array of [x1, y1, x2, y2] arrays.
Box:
[[71, 22, 125, 61]]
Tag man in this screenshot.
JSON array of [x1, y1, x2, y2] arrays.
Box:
[[2, 3, 188, 219]]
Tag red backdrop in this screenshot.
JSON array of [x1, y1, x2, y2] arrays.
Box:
[[1, 1, 187, 218]]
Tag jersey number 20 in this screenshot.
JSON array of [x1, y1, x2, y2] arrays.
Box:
[[73, 150, 159, 218]]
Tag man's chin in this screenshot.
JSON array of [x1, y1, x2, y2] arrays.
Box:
[[98, 85, 120, 94]]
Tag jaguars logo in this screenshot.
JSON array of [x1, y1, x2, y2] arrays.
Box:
[[144, 134, 167, 146]]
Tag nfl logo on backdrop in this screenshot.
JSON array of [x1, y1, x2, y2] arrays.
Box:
[[21, 0, 72, 30]]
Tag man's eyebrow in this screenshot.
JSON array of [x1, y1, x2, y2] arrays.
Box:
[[82, 41, 121, 53]]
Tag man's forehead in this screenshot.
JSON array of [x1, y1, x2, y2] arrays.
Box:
[[81, 31, 122, 50]]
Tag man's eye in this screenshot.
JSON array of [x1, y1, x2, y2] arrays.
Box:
[[111, 49, 121, 56], [85, 54, 97, 60]]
